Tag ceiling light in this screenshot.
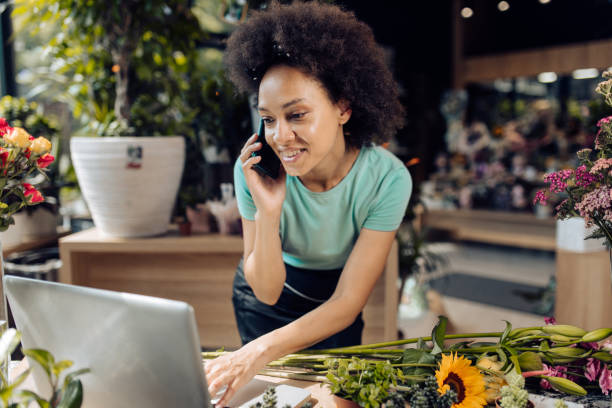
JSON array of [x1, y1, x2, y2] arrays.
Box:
[[498, 1, 510, 11], [537, 72, 557, 83], [461, 7, 473, 18], [539, 0, 551, 4], [572, 68, 599, 79]]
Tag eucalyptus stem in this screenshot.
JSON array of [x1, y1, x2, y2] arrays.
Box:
[[258, 369, 327, 383], [314, 332, 503, 352]]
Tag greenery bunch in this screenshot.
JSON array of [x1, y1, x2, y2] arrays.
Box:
[[203, 317, 612, 408]]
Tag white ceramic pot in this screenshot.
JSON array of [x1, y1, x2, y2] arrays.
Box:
[[70, 137, 185, 238]]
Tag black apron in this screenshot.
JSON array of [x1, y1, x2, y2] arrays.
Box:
[[232, 259, 363, 349]]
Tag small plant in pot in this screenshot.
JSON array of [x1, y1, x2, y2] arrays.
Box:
[[13, 0, 213, 237], [0, 96, 62, 241]]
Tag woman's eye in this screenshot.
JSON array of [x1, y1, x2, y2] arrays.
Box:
[[289, 112, 306, 120], [262, 117, 275, 125]]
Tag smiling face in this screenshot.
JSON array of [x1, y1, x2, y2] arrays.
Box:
[[257, 65, 352, 180]]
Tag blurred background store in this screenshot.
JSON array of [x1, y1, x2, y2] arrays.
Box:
[[1, 0, 611, 340]]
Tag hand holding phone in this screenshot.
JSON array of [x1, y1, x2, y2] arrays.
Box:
[[251, 119, 281, 179]]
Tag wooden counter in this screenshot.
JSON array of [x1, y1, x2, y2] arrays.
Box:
[[58, 228, 398, 349], [422, 209, 556, 251]]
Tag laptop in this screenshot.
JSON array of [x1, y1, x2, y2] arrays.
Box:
[[4, 276, 310, 408]]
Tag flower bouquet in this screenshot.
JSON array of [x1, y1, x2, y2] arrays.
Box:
[[0, 118, 54, 232], [534, 70, 612, 248], [203, 317, 612, 408]]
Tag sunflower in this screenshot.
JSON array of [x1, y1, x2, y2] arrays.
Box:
[[435, 353, 488, 408]]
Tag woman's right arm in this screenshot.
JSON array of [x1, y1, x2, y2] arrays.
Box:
[[238, 133, 287, 305]]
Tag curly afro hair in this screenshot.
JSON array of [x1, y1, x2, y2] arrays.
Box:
[[224, 1, 405, 148]]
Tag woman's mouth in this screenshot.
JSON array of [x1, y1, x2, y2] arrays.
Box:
[[280, 148, 307, 163]]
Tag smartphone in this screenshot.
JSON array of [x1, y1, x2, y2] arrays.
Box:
[[251, 118, 281, 179]]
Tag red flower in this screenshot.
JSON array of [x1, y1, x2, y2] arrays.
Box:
[[23, 183, 44, 204], [0, 118, 12, 136], [0, 150, 8, 166], [25, 149, 31, 159], [37, 154, 54, 168]]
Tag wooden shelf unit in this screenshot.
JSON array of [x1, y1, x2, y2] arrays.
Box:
[[59, 228, 398, 349], [422, 209, 556, 251]]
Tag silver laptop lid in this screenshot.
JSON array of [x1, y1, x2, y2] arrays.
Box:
[[4, 275, 210, 408]]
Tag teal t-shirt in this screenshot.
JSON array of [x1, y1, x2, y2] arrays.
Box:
[[234, 145, 412, 270]]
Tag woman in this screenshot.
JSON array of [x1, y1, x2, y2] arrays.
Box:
[[205, 2, 411, 405]]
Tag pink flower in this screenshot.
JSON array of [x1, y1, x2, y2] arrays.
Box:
[[586, 358, 602, 381], [544, 317, 557, 325], [597, 116, 612, 128], [539, 364, 569, 390], [601, 340, 612, 351], [544, 169, 574, 193], [599, 365, 612, 395], [590, 159, 612, 175], [534, 190, 548, 206], [574, 186, 612, 224], [574, 165, 601, 187]]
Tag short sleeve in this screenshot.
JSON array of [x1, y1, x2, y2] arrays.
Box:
[[233, 158, 256, 220], [362, 167, 412, 231]]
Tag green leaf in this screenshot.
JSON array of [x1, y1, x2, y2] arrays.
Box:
[[430, 315, 447, 355], [13, 389, 49, 408], [448, 341, 472, 351], [23, 348, 55, 379], [509, 355, 522, 374], [56, 380, 83, 408], [0, 368, 32, 403], [401, 349, 436, 380], [499, 320, 512, 345], [63, 368, 90, 390], [0, 329, 21, 362], [52, 360, 73, 378], [495, 347, 508, 368]]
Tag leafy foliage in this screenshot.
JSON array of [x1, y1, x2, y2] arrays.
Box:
[[0, 329, 88, 408], [325, 357, 401, 408]]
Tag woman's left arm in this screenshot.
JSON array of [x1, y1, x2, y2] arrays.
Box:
[[206, 228, 397, 407]]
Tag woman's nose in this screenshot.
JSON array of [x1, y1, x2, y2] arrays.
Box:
[[273, 120, 295, 145]]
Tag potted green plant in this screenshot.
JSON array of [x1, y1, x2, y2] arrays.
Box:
[[0, 329, 88, 407], [12, 0, 211, 237]]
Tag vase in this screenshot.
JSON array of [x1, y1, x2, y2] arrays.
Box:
[[70, 137, 185, 238], [331, 395, 361, 408]]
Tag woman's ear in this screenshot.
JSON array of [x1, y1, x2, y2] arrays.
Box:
[[337, 99, 352, 125]]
